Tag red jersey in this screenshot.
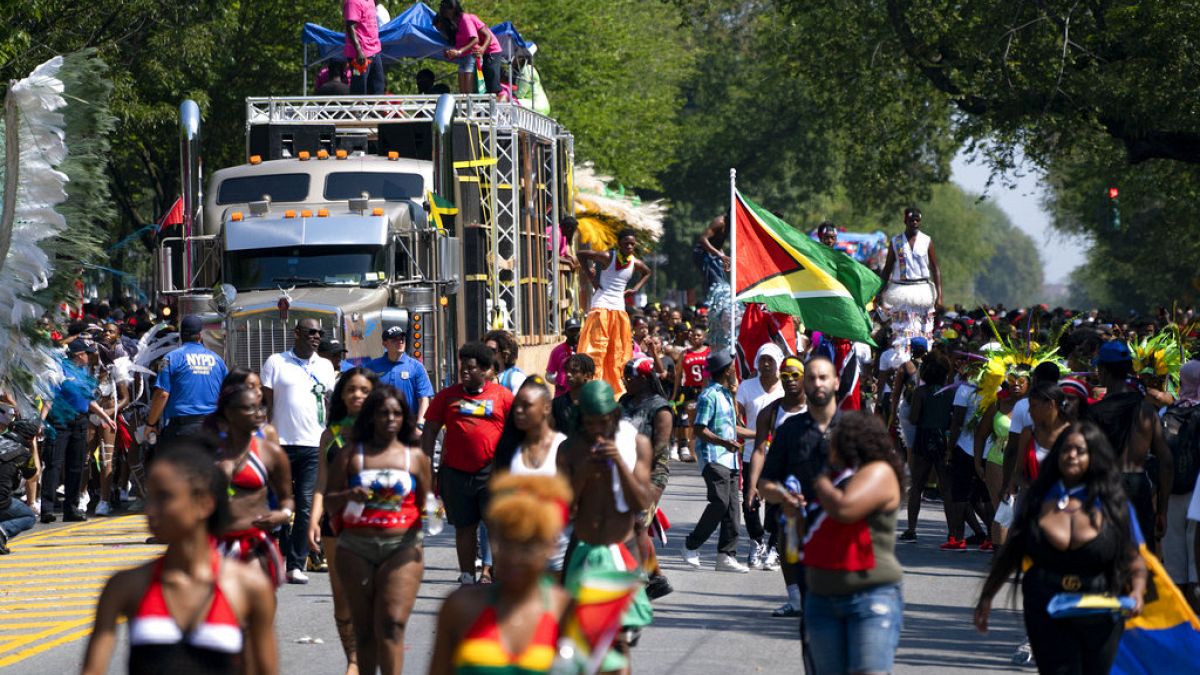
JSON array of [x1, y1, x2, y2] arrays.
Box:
[[426, 382, 513, 473], [680, 347, 711, 388]]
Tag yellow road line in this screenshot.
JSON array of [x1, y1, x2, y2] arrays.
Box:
[[0, 572, 115, 583], [9, 521, 98, 545], [8, 544, 161, 555], [0, 617, 94, 667], [0, 609, 96, 619], [0, 621, 81, 630], [0, 550, 154, 564], [0, 598, 102, 610], [1, 584, 105, 596]]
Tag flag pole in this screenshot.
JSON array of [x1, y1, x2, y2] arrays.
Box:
[[729, 168, 737, 352]]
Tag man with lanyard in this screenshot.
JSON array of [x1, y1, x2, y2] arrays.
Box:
[[682, 349, 754, 573], [557, 380, 654, 674], [260, 318, 337, 584], [146, 315, 228, 447], [546, 317, 581, 397], [365, 325, 434, 425], [422, 342, 513, 585], [1087, 340, 1173, 554], [41, 340, 114, 523], [758, 355, 841, 674]]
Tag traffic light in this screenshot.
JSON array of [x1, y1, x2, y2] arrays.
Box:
[[1107, 186, 1121, 230]]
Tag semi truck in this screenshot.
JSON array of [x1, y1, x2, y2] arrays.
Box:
[[158, 94, 576, 386]]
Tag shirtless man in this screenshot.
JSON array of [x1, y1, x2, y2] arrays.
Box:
[[1087, 341, 1173, 552], [693, 215, 730, 291], [558, 380, 654, 675]]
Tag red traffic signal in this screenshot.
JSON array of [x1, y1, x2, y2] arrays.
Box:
[[1108, 187, 1120, 200]]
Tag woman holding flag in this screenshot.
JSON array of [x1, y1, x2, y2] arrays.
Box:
[[427, 473, 574, 675]]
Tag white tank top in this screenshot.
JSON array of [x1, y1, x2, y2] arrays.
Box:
[[590, 251, 635, 310], [510, 432, 567, 476], [890, 231, 931, 282]]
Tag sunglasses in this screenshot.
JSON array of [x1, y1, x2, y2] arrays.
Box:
[[779, 372, 803, 382], [297, 328, 324, 337]]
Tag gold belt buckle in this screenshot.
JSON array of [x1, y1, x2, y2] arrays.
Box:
[[1061, 574, 1082, 591]]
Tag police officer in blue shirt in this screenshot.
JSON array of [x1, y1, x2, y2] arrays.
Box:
[[41, 339, 114, 522], [146, 315, 228, 446], [365, 325, 433, 424]]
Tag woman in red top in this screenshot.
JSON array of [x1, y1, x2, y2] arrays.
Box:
[[326, 385, 432, 675], [83, 437, 278, 675], [212, 384, 294, 587]]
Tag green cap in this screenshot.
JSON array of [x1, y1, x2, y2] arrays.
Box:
[[578, 380, 619, 416]]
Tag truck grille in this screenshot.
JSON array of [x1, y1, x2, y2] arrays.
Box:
[[227, 310, 338, 372]]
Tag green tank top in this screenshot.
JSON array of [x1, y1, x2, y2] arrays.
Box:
[[807, 508, 902, 596]]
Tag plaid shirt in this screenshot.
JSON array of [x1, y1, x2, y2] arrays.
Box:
[[693, 381, 739, 471]]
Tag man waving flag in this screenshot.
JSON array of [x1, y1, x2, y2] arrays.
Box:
[[733, 190, 881, 345]]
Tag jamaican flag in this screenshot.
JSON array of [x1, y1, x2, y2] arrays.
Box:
[[426, 190, 458, 233]]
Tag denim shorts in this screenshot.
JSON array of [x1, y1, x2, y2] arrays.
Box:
[[456, 55, 475, 73], [804, 583, 903, 675]]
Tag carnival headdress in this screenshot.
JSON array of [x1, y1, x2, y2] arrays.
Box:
[[973, 314, 1066, 414], [1128, 330, 1185, 390]]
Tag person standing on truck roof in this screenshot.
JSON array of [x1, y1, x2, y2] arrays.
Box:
[[146, 315, 228, 450], [365, 326, 434, 426], [344, 0, 384, 95], [576, 229, 653, 398], [437, 0, 503, 95], [260, 318, 338, 585]]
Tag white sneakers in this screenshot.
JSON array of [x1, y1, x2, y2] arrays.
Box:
[[681, 544, 701, 569], [748, 542, 765, 569], [669, 447, 681, 461], [94, 501, 112, 516], [716, 554, 751, 573], [286, 569, 310, 585], [762, 547, 781, 572]]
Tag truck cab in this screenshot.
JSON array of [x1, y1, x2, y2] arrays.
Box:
[[159, 94, 575, 387]]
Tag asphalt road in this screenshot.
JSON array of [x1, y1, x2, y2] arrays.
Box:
[[3, 461, 1030, 674]]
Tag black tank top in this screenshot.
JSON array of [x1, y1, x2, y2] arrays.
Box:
[[1027, 510, 1121, 579]]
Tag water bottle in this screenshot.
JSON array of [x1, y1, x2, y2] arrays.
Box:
[[783, 475, 802, 564], [424, 493, 445, 536]]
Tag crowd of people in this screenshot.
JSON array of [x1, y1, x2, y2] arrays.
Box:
[[2, 220, 1199, 675]]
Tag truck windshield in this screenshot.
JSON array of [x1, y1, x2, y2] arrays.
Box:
[[325, 172, 423, 201], [217, 174, 310, 204], [225, 245, 387, 290]]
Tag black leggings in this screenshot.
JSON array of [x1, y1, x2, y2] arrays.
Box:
[[1022, 579, 1124, 674]]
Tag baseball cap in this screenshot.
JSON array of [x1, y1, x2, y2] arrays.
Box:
[[910, 336, 929, 352], [180, 315, 204, 336], [564, 317, 582, 332], [707, 348, 734, 376], [68, 339, 97, 354], [319, 338, 347, 354], [1096, 341, 1132, 364], [578, 380, 619, 416], [383, 326, 407, 341]]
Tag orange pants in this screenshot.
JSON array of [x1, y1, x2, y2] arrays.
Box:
[[578, 307, 631, 397]]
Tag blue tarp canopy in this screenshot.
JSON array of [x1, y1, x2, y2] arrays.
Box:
[[301, 1, 534, 66]]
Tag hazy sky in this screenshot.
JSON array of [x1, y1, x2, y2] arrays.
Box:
[[950, 150, 1088, 283]]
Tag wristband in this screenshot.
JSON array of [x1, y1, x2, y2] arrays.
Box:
[[280, 507, 294, 520]]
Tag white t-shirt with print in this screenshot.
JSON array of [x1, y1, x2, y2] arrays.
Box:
[[260, 350, 337, 447], [1009, 398, 1033, 436]]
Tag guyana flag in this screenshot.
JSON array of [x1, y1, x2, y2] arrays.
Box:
[[561, 569, 644, 675], [734, 190, 881, 345], [426, 190, 458, 233]]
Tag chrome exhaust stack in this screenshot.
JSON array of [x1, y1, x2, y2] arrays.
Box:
[[179, 99, 202, 289]]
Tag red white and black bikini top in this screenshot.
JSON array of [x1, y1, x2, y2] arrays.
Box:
[[228, 436, 268, 491], [129, 548, 244, 655]]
